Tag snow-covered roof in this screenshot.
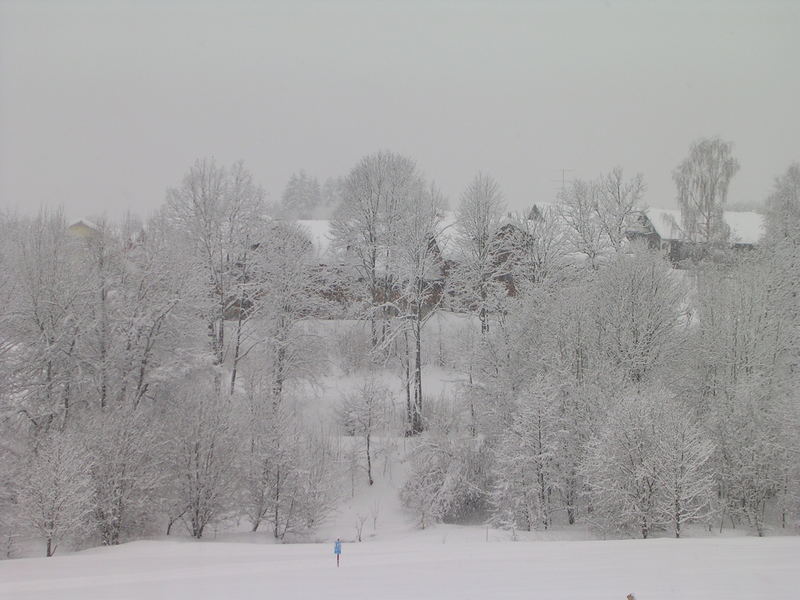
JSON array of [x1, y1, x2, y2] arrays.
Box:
[[643, 208, 683, 242], [724, 211, 765, 245], [642, 207, 764, 245], [67, 218, 100, 237]]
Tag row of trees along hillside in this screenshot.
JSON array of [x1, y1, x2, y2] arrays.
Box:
[[0, 140, 798, 556]]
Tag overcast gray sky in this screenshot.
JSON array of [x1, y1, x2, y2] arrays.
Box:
[[1, 0, 798, 221]]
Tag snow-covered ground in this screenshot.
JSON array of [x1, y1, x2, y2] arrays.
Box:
[[2, 535, 796, 600]]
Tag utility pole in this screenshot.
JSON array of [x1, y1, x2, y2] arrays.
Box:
[[550, 168, 574, 197]]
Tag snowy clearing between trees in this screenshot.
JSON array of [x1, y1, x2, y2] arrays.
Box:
[[1, 535, 797, 600]]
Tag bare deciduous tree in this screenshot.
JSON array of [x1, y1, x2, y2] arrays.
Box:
[[166, 159, 266, 390], [654, 403, 715, 538], [592, 249, 687, 383], [331, 152, 421, 348], [6, 210, 86, 432], [558, 179, 608, 268], [338, 380, 389, 485], [166, 381, 239, 539], [393, 183, 446, 433], [450, 173, 508, 335], [673, 137, 739, 247], [505, 206, 568, 287], [280, 170, 322, 219], [594, 167, 646, 251], [17, 432, 93, 556], [251, 222, 326, 404], [83, 405, 166, 545], [764, 163, 800, 244]]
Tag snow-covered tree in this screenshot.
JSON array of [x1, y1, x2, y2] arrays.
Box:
[[581, 390, 663, 539], [764, 162, 800, 244], [0, 214, 19, 426], [105, 211, 197, 406], [710, 383, 789, 536], [449, 173, 508, 335], [293, 429, 339, 532], [240, 375, 337, 538], [166, 381, 240, 539], [594, 167, 646, 252], [338, 380, 389, 485], [82, 405, 166, 545], [480, 272, 602, 527], [16, 432, 93, 556], [673, 137, 739, 248], [653, 401, 715, 538], [280, 170, 322, 219], [254, 222, 327, 403], [4, 209, 87, 432], [401, 430, 489, 529], [166, 159, 267, 388], [392, 183, 446, 433], [321, 176, 346, 217], [490, 380, 560, 531], [690, 251, 800, 534], [68, 218, 119, 410], [557, 178, 608, 268], [591, 249, 687, 383], [331, 151, 422, 348], [583, 390, 715, 539], [557, 167, 644, 266], [504, 206, 568, 288]]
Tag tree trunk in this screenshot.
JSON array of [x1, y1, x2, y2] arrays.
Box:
[[412, 313, 424, 434], [230, 306, 245, 395], [480, 306, 489, 335], [209, 316, 223, 394], [403, 331, 413, 436], [191, 507, 204, 538], [370, 255, 379, 349], [99, 262, 108, 409], [273, 344, 286, 404], [366, 431, 373, 486], [273, 467, 281, 539]]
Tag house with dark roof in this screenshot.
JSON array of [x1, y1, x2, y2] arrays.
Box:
[[627, 208, 765, 265]]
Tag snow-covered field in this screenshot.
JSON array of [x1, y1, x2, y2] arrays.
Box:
[[1, 535, 797, 600]]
